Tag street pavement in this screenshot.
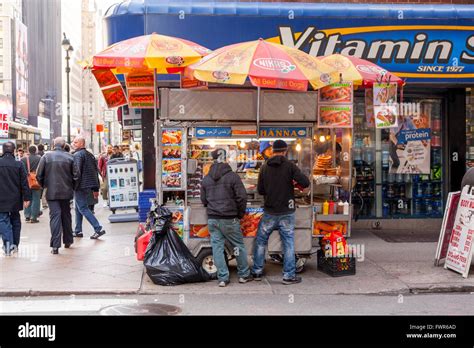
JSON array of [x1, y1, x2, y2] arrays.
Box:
[[1, 200, 474, 300], [1, 293, 474, 315]]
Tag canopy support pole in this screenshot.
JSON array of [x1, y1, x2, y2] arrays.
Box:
[[154, 68, 163, 205], [257, 86, 261, 139]]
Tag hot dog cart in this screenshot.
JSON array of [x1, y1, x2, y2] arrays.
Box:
[[155, 87, 353, 274]]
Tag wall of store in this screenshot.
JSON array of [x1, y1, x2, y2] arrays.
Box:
[[104, 1, 474, 228]]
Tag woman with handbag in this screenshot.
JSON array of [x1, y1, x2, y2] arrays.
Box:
[[21, 145, 42, 223]]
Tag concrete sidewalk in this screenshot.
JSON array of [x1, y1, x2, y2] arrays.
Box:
[[0, 201, 143, 296], [1, 202, 473, 296]]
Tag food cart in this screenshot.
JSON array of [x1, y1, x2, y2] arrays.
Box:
[[155, 87, 353, 275]]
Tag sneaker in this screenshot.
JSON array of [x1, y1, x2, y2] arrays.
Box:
[[90, 230, 106, 239], [38, 211, 43, 217], [51, 248, 59, 255], [64, 244, 72, 248], [238, 275, 254, 284], [102, 202, 108, 208], [25, 217, 30, 222], [30, 219, 39, 224], [218, 280, 230, 287], [282, 276, 302, 285], [73, 232, 83, 238], [251, 272, 263, 281]]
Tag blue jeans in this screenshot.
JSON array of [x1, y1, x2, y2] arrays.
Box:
[[74, 189, 102, 233], [252, 212, 296, 279], [0, 212, 13, 251], [24, 189, 41, 220], [10, 211, 21, 247], [208, 218, 250, 282]]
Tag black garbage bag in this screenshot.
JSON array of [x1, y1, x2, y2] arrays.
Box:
[[143, 206, 211, 286]]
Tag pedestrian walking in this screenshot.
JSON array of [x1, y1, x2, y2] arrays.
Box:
[[200, 148, 252, 287], [36, 137, 76, 254], [71, 136, 105, 239], [37, 144, 45, 157], [0, 142, 31, 256], [98, 145, 113, 207], [110, 145, 124, 159], [21, 145, 42, 223], [37, 143, 48, 210], [16, 148, 25, 161], [251, 139, 310, 285]]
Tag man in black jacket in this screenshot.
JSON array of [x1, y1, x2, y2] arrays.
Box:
[[0, 142, 31, 256], [72, 136, 105, 239], [200, 148, 252, 287], [37, 137, 77, 254], [252, 139, 310, 285]]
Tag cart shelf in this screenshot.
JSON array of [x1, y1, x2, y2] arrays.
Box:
[[316, 214, 351, 222]]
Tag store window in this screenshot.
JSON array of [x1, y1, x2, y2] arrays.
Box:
[[353, 95, 444, 219], [466, 88, 474, 169]]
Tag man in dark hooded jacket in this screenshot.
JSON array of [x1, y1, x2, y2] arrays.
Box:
[[200, 148, 252, 287], [252, 139, 310, 285]]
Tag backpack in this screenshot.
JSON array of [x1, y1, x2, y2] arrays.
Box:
[[26, 156, 41, 190]]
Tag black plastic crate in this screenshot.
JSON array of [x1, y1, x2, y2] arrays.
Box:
[[317, 250, 356, 277]]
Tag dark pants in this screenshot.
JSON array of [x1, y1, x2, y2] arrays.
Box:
[[48, 200, 73, 249], [10, 211, 21, 247]]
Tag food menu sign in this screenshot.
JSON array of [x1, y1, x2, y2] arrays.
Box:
[[317, 82, 353, 128], [92, 69, 128, 109], [444, 186, 474, 278], [374, 83, 398, 129], [169, 206, 185, 239], [125, 71, 156, 109], [435, 191, 461, 267], [162, 128, 184, 190]]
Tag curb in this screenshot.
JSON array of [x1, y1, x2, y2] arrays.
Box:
[[0, 289, 140, 297]]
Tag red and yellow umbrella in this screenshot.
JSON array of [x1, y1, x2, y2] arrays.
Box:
[[187, 39, 340, 91], [93, 33, 211, 74], [316, 54, 404, 88]]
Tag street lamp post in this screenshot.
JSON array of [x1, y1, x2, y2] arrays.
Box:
[[61, 33, 74, 144]]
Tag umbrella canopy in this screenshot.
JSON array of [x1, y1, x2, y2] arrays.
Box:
[[92, 33, 211, 73], [187, 39, 340, 91], [316, 54, 404, 87]]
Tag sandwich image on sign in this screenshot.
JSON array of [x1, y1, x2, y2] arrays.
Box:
[[128, 88, 155, 108]]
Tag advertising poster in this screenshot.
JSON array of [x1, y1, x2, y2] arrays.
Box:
[[240, 207, 264, 238], [318, 105, 353, 128], [92, 69, 120, 88], [365, 88, 374, 127], [319, 82, 353, 103], [122, 106, 142, 130], [125, 71, 154, 89], [190, 224, 209, 238], [107, 161, 140, 209], [169, 207, 184, 239], [15, 20, 28, 123], [374, 83, 398, 129], [128, 88, 155, 109], [102, 85, 128, 109], [162, 128, 184, 190], [389, 113, 431, 174], [0, 95, 12, 139], [318, 82, 353, 128], [435, 191, 461, 266], [444, 187, 474, 278]]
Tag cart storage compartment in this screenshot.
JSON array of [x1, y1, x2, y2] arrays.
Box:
[[260, 90, 318, 121], [161, 88, 257, 121]]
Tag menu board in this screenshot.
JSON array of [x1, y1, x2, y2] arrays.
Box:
[[92, 69, 128, 109], [107, 160, 140, 209], [444, 186, 474, 278], [169, 206, 185, 239], [125, 71, 156, 109], [365, 88, 374, 127], [318, 82, 353, 128], [161, 128, 184, 190], [373, 82, 398, 129]]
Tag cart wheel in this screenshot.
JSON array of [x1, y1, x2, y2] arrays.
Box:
[[196, 248, 218, 279], [296, 257, 307, 274], [270, 254, 283, 264]]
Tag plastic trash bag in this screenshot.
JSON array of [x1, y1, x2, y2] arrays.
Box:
[[144, 206, 210, 285]]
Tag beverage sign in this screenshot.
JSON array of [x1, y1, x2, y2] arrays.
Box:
[[444, 186, 474, 278]]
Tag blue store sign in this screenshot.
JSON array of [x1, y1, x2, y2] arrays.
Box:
[[195, 127, 232, 138], [104, 2, 474, 84]]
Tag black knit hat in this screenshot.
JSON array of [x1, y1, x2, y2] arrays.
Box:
[[272, 139, 288, 152]]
